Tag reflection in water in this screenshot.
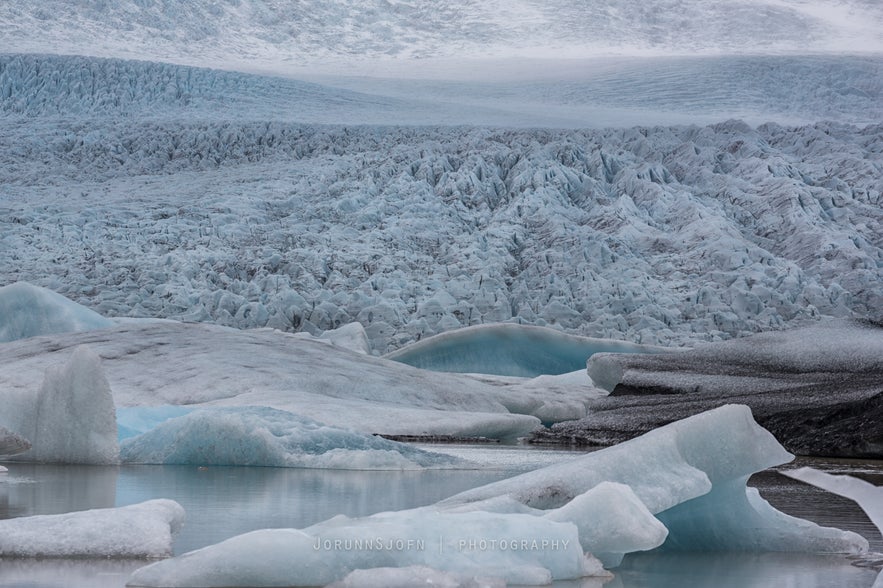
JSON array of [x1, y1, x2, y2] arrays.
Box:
[[608, 552, 879, 588]]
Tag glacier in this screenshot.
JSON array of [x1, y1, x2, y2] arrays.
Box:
[[0, 499, 184, 558], [543, 319, 883, 457], [119, 406, 463, 470], [125, 405, 867, 587]]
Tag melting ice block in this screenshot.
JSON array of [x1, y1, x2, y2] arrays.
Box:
[[0, 282, 113, 343], [120, 406, 462, 469], [0, 499, 184, 558], [442, 405, 868, 556]]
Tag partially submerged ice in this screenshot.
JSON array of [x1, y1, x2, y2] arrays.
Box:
[[0, 281, 113, 343], [127, 492, 614, 587], [0, 499, 184, 558], [127, 405, 866, 587], [442, 405, 867, 555], [120, 406, 462, 470], [783, 467, 883, 537]]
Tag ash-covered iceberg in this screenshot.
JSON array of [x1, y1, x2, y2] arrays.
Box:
[[120, 406, 461, 470], [0, 282, 113, 343], [0, 499, 184, 558], [4, 345, 119, 464], [552, 319, 883, 457]]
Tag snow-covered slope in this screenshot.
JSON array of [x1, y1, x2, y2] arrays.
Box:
[[2, 0, 881, 74]]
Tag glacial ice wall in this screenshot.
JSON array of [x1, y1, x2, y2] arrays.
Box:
[[2, 102, 880, 351]]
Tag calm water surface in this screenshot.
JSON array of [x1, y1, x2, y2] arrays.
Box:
[[0, 447, 880, 588]]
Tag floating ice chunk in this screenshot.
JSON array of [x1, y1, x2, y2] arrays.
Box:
[[0, 499, 184, 558], [782, 467, 883, 537], [11, 346, 119, 464], [0, 465, 6, 473], [120, 406, 461, 470], [327, 566, 507, 588], [386, 323, 667, 377], [127, 500, 609, 587], [442, 405, 867, 556], [0, 426, 31, 456], [0, 282, 113, 343]]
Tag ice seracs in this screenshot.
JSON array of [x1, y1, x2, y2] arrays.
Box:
[[0, 499, 184, 558]]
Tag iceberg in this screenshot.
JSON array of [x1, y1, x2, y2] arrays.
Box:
[[127, 405, 865, 587], [443, 405, 867, 555], [120, 406, 462, 470], [0, 282, 113, 343], [127, 493, 614, 587], [385, 323, 666, 377], [6, 345, 119, 464], [0, 499, 184, 558], [782, 467, 883, 538]]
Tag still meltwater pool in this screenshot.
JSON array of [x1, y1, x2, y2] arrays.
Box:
[[1, 446, 881, 588]]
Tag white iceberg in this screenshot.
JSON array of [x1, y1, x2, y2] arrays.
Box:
[[126, 405, 865, 587], [120, 406, 462, 470], [127, 492, 615, 587], [442, 405, 867, 555], [6, 345, 119, 464], [0, 499, 184, 558], [782, 467, 883, 538], [0, 282, 113, 343]]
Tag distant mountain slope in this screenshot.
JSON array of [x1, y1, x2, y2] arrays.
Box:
[[1, 0, 881, 75]]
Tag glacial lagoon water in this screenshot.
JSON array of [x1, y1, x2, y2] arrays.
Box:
[[1, 446, 881, 588]]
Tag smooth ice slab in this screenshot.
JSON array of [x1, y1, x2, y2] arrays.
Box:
[[0, 282, 113, 343], [327, 566, 507, 588], [386, 323, 666, 377], [0, 499, 184, 558], [120, 406, 462, 469], [443, 405, 868, 556]]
